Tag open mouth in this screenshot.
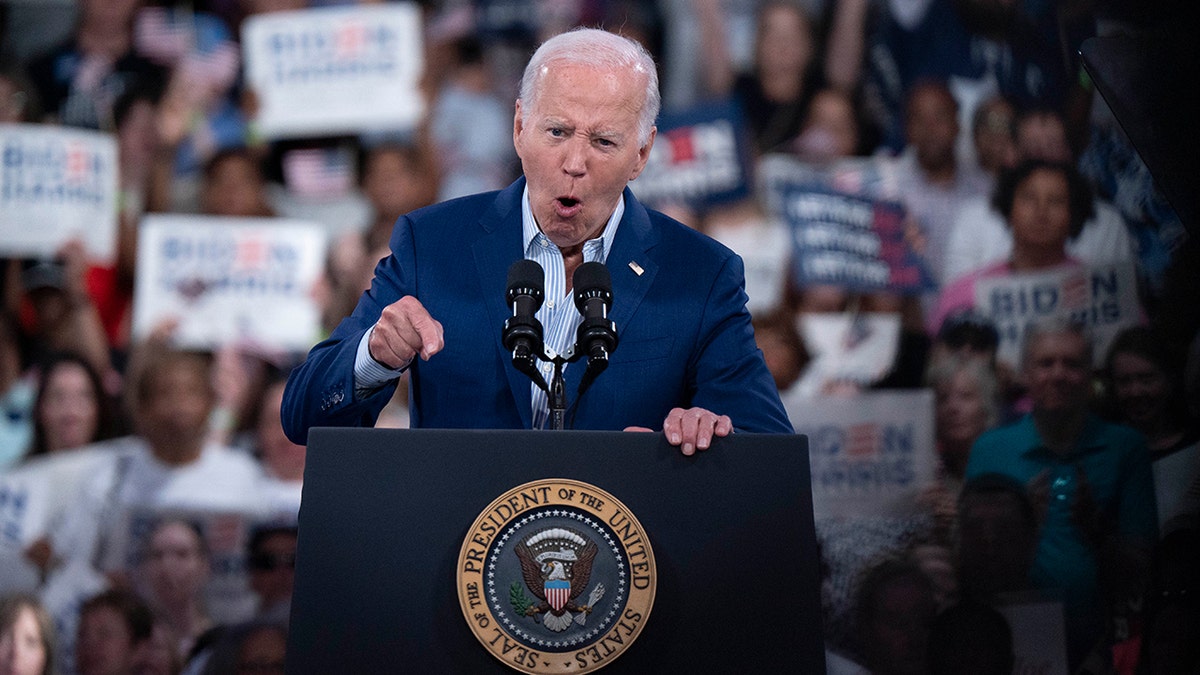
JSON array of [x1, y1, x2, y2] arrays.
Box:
[[557, 197, 579, 207]]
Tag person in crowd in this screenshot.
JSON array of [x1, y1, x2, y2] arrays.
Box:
[[928, 355, 1000, 481], [47, 346, 266, 577], [75, 589, 153, 675], [429, 36, 518, 202], [245, 526, 296, 624], [907, 543, 958, 611], [1103, 326, 1200, 532], [918, 355, 1000, 540], [358, 143, 438, 256], [965, 318, 1158, 668], [24, 0, 165, 130], [850, 559, 938, 675], [944, 107, 1136, 283], [860, 0, 1070, 154], [701, 197, 792, 316], [15, 248, 114, 385], [0, 313, 34, 470], [694, 0, 824, 156], [890, 80, 992, 287], [955, 472, 1039, 601], [0, 65, 41, 123], [136, 520, 212, 663], [198, 148, 274, 219], [970, 94, 1016, 179], [790, 87, 868, 162], [197, 621, 285, 675], [751, 309, 809, 394], [926, 600, 1015, 675], [27, 353, 119, 458], [0, 594, 56, 675], [281, 28, 792, 453], [128, 614, 182, 675], [205, 345, 269, 453], [4, 353, 123, 578], [252, 377, 304, 521], [929, 159, 1095, 333]]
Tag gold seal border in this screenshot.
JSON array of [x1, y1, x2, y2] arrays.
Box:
[[456, 478, 657, 674]]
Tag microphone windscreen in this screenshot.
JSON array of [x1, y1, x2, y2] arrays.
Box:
[[572, 262, 612, 306], [507, 259, 545, 295]]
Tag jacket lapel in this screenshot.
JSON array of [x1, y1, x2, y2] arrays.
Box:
[[472, 179, 534, 429]]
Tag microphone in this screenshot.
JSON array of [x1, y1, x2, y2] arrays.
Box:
[[573, 262, 618, 377], [502, 260, 546, 384]]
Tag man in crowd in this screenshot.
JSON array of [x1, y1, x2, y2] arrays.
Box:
[[965, 318, 1157, 667], [282, 28, 792, 452]]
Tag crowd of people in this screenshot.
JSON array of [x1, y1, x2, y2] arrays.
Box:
[[0, 1, 1197, 674]]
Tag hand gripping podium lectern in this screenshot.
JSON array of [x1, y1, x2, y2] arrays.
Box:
[[286, 428, 825, 673]]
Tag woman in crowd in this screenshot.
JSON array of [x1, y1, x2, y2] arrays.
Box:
[[696, 0, 824, 156], [75, 589, 153, 675], [137, 520, 213, 663], [27, 353, 120, 458], [918, 355, 1001, 542], [929, 159, 1094, 334], [1104, 326, 1200, 531], [0, 594, 56, 675]]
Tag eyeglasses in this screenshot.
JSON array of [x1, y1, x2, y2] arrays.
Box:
[[248, 552, 296, 571]]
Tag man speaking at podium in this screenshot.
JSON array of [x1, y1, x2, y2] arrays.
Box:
[[281, 28, 792, 454]]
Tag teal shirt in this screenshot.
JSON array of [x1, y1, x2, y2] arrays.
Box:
[[966, 413, 1157, 662]]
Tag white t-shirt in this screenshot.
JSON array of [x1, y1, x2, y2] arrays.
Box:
[[943, 196, 1135, 283], [51, 437, 268, 571]]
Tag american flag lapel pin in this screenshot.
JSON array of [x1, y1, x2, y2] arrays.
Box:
[[628, 261, 644, 276]]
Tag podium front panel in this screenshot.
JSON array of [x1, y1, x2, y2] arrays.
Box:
[[287, 428, 824, 673]]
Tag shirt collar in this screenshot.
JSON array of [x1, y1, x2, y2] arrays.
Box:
[[521, 185, 622, 264], [1018, 413, 1109, 461]]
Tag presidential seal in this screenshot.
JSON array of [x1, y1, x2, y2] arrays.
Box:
[[457, 479, 656, 674]]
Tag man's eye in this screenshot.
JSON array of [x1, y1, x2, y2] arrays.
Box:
[[549, 128, 566, 137], [596, 138, 615, 147]]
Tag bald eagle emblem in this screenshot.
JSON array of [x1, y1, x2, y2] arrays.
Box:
[[512, 527, 606, 632]]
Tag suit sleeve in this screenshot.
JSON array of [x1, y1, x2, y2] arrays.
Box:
[[280, 216, 418, 445], [687, 253, 794, 433]]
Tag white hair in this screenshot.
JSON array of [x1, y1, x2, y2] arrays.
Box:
[[518, 28, 660, 146], [1020, 316, 1092, 368]]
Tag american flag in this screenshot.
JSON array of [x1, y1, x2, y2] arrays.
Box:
[[283, 147, 355, 199]]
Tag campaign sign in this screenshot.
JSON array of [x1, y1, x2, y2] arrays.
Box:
[[132, 215, 326, 352], [0, 123, 118, 260], [782, 184, 934, 294], [975, 263, 1141, 367], [996, 593, 1070, 675], [242, 3, 424, 139], [630, 99, 751, 208], [786, 390, 936, 519]]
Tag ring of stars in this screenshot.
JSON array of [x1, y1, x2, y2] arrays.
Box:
[[485, 508, 629, 651]]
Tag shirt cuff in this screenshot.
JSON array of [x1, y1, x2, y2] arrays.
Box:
[[354, 327, 408, 397]]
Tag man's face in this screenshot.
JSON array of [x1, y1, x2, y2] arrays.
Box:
[[1016, 114, 1071, 163], [906, 87, 959, 172], [513, 61, 655, 250], [1024, 331, 1090, 415]]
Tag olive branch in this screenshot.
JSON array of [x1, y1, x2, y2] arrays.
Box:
[[510, 582, 533, 615]]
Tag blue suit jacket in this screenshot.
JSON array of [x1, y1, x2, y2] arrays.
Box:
[[281, 179, 793, 443]]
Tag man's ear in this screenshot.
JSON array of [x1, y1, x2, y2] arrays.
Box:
[[629, 126, 657, 181]]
